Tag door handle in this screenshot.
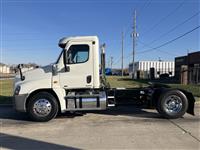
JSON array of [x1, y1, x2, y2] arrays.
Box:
[[86, 75, 92, 83]]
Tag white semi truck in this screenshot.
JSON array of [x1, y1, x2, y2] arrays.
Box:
[[14, 36, 195, 122]]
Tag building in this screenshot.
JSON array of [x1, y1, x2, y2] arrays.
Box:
[[0, 63, 11, 74], [129, 61, 175, 79], [175, 51, 200, 84], [175, 56, 187, 80], [21, 67, 35, 72]]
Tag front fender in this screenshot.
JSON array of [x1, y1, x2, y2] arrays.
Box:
[[19, 78, 52, 95]]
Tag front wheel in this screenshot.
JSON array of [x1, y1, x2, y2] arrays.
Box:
[[27, 92, 58, 122], [157, 90, 188, 119]]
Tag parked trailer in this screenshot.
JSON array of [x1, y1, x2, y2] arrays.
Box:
[[14, 36, 195, 122]]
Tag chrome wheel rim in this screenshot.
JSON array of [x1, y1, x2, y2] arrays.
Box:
[[164, 95, 182, 114], [33, 99, 52, 117]]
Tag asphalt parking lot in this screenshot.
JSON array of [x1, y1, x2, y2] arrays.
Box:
[[0, 105, 200, 150]]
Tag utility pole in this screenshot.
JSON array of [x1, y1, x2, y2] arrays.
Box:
[[132, 10, 138, 79], [121, 31, 124, 76]]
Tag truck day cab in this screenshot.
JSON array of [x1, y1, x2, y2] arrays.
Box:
[[14, 36, 195, 122]]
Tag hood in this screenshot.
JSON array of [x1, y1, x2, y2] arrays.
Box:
[[15, 65, 53, 85]]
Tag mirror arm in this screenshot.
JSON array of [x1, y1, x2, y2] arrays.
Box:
[[17, 64, 25, 81]]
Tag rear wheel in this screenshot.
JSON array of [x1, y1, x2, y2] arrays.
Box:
[[157, 90, 188, 119], [27, 92, 58, 122]]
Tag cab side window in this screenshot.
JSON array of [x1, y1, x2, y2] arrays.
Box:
[[67, 45, 89, 64]]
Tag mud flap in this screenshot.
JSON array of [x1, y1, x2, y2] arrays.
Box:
[[185, 92, 195, 115]]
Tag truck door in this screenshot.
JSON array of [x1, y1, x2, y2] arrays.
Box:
[[59, 41, 94, 89]]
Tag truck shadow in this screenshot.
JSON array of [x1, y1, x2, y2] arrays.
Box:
[[0, 133, 80, 150], [57, 105, 163, 119], [0, 105, 162, 122], [0, 95, 12, 105], [94, 105, 162, 118], [0, 105, 31, 122]]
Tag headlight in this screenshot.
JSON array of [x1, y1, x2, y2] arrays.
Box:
[[14, 86, 21, 95]]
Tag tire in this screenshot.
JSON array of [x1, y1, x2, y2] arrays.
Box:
[[27, 92, 58, 122], [157, 90, 188, 119]]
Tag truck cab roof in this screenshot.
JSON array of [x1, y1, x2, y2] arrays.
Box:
[[58, 36, 98, 48]]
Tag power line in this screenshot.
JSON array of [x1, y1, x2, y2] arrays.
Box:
[[121, 1, 151, 68], [124, 1, 184, 68], [137, 39, 179, 56], [140, 11, 200, 49], [137, 0, 152, 17], [109, 25, 199, 63], [123, 25, 200, 58], [112, 57, 121, 66], [137, 25, 200, 54], [141, 0, 185, 36], [124, 23, 132, 38], [124, 0, 152, 38]]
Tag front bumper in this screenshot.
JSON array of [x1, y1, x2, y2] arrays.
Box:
[[13, 94, 28, 112]]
